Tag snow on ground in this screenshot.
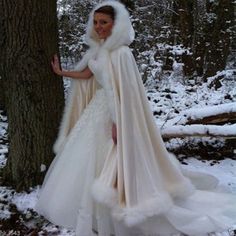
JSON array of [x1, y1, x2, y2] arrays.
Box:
[[0, 158, 235, 235], [162, 102, 236, 127], [183, 158, 236, 193], [145, 69, 236, 127]]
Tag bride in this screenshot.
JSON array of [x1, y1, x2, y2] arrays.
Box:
[[36, 1, 236, 236]]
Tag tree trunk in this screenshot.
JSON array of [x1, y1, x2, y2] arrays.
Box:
[[0, 80, 5, 109], [0, 0, 64, 191], [0, 2, 6, 110], [172, 0, 195, 77], [204, 0, 233, 78], [192, 0, 207, 76], [120, 0, 135, 10]]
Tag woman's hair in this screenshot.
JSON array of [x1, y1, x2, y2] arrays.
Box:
[[94, 5, 115, 21]]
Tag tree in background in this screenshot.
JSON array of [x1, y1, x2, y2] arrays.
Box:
[[171, 0, 234, 79], [0, 0, 64, 191], [120, 0, 135, 9]]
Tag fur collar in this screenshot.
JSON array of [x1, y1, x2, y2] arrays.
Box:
[[85, 0, 135, 51]]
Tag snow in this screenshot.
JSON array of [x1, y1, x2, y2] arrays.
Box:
[[162, 124, 236, 138], [183, 158, 236, 193], [0, 148, 7, 154], [146, 69, 236, 127], [11, 187, 40, 212], [0, 158, 234, 235], [163, 102, 236, 127]]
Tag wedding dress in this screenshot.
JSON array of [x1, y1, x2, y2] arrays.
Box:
[[36, 1, 236, 236]]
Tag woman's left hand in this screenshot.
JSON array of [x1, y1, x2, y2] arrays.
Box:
[[51, 54, 62, 76], [112, 123, 117, 145]]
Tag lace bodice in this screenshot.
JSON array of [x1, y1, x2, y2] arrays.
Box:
[[88, 58, 116, 123]]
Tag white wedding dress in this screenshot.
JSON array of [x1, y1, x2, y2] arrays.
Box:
[[36, 1, 236, 236], [36, 86, 122, 235]]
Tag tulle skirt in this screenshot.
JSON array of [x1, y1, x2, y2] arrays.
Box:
[[36, 88, 236, 236]]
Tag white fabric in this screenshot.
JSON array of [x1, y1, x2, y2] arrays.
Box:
[[36, 1, 236, 236]]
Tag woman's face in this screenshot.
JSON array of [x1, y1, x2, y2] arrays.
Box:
[[93, 13, 114, 40]]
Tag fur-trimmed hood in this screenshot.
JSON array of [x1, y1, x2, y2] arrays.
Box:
[[85, 0, 135, 51]]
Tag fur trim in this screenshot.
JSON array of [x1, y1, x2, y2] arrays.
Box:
[[86, 0, 134, 51], [92, 180, 174, 227], [112, 193, 173, 227], [53, 81, 75, 154], [91, 179, 118, 208]]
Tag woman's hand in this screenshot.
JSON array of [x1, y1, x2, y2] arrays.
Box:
[[112, 123, 117, 145], [51, 54, 62, 76]]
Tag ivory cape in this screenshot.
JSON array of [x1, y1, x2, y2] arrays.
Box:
[[53, 0, 194, 226], [54, 47, 196, 225], [51, 1, 236, 234]]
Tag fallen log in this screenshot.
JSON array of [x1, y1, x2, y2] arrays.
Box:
[[164, 102, 236, 126], [161, 124, 236, 139]]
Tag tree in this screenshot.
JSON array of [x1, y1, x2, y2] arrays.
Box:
[[171, 0, 234, 79], [120, 0, 135, 10], [0, 0, 64, 191], [204, 0, 234, 78], [0, 80, 5, 110]]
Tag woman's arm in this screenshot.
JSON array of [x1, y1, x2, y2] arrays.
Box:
[[51, 54, 93, 79]]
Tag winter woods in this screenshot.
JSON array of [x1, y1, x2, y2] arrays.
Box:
[[0, 0, 235, 234], [0, 0, 235, 189]]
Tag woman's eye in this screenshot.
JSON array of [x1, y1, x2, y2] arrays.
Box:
[[93, 21, 97, 25], [101, 21, 107, 24]]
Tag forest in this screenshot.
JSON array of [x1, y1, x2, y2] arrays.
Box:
[[0, 0, 235, 235]]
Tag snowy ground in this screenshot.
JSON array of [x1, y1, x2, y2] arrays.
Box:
[[0, 70, 235, 235], [0, 158, 235, 235]]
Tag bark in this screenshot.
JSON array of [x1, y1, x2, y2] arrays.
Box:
[[205, 0, 233, 78], [170, 0, 234, 79], [186, 112, 236, 125], [192, 0, 207, 76], [164, 103, 236, 127], [172, 0, 195, 76], [120, 0, 135, 10], [0, 1, 6, 110], [0, 0, 64, 191], [0, 80, 5, 109]]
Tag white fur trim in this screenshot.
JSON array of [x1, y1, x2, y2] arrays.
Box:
[[86, 0, 134, 51], [91, 179, 118, 208], [53, 82, 76, 154], [112, 193, 173, 227], [92, 180, 174, 227]]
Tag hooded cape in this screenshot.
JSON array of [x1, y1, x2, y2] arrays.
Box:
[[53, 0, 200, 226]]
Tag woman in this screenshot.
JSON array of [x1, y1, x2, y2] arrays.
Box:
[[36, 1, 236, 236]]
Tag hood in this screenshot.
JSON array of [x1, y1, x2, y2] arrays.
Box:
[[85, 0, 135, 51]]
